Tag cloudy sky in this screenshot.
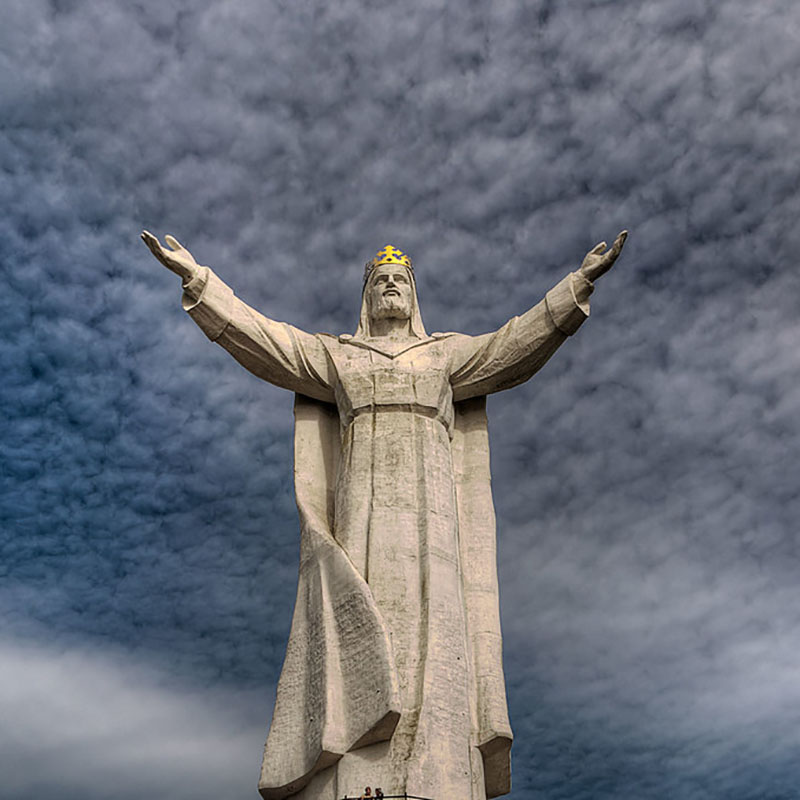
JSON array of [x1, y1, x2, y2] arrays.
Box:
[[2, 1, 800, 798]]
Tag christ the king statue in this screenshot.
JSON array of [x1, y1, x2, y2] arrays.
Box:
[[142, 230, 627, 800]]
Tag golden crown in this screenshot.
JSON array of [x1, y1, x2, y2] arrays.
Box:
[[363, 245, 413, 285]]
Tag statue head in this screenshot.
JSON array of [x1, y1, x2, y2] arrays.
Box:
[[367, 263, 414, 321], [355, 245, 427, 339]]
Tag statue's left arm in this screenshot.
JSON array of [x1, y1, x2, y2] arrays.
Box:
[[450, 232, 627, 400]]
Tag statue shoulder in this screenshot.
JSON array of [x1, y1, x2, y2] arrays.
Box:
[[313, 332, 345, 355], [314, 332, 357, 358]]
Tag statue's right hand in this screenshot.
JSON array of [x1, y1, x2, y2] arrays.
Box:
[[141, 230, 200, 283]]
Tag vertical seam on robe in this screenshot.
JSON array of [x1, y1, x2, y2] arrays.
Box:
[[412, 410, 431, 783], [452, 415, 481, 757], [365, 354, 377, 584], [412, 368, 431, 732]]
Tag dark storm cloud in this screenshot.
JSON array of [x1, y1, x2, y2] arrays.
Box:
[[2, 0, 800, 798]]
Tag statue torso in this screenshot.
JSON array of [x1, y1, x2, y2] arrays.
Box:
[[319, 335, 457, 434]]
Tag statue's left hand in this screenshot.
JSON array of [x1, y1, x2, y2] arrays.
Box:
[[578, 230, 628, 282]]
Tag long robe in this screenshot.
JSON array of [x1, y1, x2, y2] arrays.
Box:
[[181, 267, 592, 800]]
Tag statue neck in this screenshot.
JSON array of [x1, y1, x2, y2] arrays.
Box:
[[369, 316, 414, 340]]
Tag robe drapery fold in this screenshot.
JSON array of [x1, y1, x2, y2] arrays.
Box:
[[259, 397, 402, 800], [180, 266, 592, 800]]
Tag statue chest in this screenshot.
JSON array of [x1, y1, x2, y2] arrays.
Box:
[[327, 341, 453, 417]]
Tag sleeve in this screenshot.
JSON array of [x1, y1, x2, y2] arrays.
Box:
[[449, 271, 593, 401], [180, 267, 336, 403]]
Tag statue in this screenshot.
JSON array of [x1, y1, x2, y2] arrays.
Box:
[[142, 229, 627, 800]]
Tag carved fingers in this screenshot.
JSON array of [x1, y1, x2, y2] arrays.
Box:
[[140, 230, 199, 282], [589, 241, 607, 255], [141, 229, 165, 263], [579, 230, 628, 282], [609, 230, 628, 259], [164, 234, 185, 252]]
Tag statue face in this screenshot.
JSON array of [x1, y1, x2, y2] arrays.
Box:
[[367, 265, 413, 321]]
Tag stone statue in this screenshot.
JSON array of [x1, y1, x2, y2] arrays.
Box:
[[142, 230, 627, 800]]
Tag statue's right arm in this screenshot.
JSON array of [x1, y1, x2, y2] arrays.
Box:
[[182, 268, 335, 402], [142, 231, 335, 403]]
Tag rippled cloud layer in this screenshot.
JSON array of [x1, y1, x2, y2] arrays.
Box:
[[2, 1, 799, 798]]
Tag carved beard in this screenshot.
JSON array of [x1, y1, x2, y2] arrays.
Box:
[[370, 293, 412, 320]]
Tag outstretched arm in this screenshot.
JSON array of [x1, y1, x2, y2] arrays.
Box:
[[141, 231, 335, 403], [450, 231, 627, 401]]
